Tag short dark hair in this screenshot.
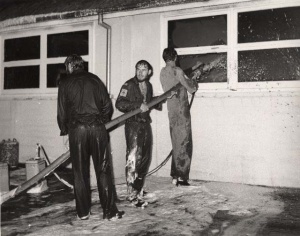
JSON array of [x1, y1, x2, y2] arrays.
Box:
[[135, 60, 152, 70], [162, 47, 177, 62], [64, 54, 84, 70]]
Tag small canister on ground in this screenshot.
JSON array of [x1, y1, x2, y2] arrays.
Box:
[[25, 158, 48, 193], [0, 162, 9, 193], [0, 139, 19, 168]]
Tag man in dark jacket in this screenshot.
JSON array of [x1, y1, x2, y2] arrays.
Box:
[[116, 60, 160, 207], [57, 54, 124, 220]]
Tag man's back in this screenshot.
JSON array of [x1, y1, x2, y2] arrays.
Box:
[[57, 69, 112, 134]]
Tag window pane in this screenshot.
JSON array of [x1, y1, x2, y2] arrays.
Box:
[[47, 62, 89, 88], [47, 64, 67, 88], [178, 53, 227, 83], [4, 36, 40, 61], [238, 48, 300, 82], [47, 30, 88, 58], [168, 15, 227, 48], [4, 66, 39, 89], [238, 7, 300, 43]]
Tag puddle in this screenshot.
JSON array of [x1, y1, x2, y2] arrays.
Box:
[[1, 168, 75, 236], [257, 188, 300, 236]]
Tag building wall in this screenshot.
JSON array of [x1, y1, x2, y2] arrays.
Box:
[[0, 0, 299, 188], [155, 92, 300, 188], [0, 97, 66, 161]]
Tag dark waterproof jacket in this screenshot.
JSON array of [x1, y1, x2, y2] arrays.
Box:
[[57, 69, 113, 136], [116, 77, 159, 123]]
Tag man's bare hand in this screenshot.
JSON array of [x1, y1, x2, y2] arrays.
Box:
[[140, 103, 149, 112], [167, 91, 177, 99], [203, 64, 210, 72], [192, 61, 203, 71], [191, 69, 202, 80]]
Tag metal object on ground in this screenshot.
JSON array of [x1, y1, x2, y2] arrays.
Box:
[[0, 139, 19, 167], [25, 158, 48, 193], [38, 144, 73, 189], [0, 162, 9, 193]]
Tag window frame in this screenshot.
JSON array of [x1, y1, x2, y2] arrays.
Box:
[[0, 23, 93, 95], [161, 0, 300, 92]]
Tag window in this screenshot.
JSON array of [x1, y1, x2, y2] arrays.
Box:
[[47, 31, 89, 58], [168, 14, 228, 86], [5, 36, 40, 61], [1, 24, 92, 94], [238, 7, 300, 43], [238, 48, 300, 82], [46, 30, 89, 88], [168, 15, 227, 48], [163, 2, 300, 90], [47, 62, 88, 88], [4, 66, 39, 89], [238, 7, 300, 83]]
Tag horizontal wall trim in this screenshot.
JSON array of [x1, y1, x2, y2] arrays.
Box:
[[153, 88, 300, 98], [0, 94, 58, 101], [0, 0, 281, 31]]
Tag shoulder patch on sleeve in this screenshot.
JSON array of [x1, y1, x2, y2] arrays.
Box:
[[120, 88, 128, 97]]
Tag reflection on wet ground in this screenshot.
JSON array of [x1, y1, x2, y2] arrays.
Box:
[[257, 188, 300, 236], [1, 167, 75, 235], [1, 167, 300, 236]]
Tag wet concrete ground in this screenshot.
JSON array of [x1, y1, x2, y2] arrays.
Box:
[[1, 166, 300, 236]]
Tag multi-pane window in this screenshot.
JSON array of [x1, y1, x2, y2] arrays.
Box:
[[2, 27, 90, 92], [4, 36, 40, 89], [168, 15, 227, 84], [165, 4, 300, 89], [46, 30, 89, 88], [238, 7, 300, 83]]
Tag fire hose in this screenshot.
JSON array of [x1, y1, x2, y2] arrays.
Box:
[[0, 83, 183, 205]]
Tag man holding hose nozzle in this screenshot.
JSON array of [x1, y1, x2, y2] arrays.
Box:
[[160, 47, 202, 186]]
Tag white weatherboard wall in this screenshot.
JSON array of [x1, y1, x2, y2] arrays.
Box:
[[154, 92, 300, 188], [192, 92, 300, 187], [0, 97, 67, 162], [0, 0, 300, 188]]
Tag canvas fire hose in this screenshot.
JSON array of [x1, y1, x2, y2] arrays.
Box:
[[0, 82, 183, 205]]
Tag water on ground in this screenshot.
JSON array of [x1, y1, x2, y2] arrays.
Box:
[[1, 167, 300, 236]]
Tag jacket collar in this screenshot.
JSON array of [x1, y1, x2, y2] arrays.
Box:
[[71, 69, 85, 75]]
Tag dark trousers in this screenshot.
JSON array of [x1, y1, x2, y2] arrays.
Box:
[[125, 122, 152, 193], [69, 124, 118, 218]]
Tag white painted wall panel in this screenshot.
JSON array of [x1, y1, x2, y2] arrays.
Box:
[[0, 98, 67, 163], [0, 101, 14, 139]]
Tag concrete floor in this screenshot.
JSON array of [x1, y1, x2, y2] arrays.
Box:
[[1, 166, 300, 236]]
